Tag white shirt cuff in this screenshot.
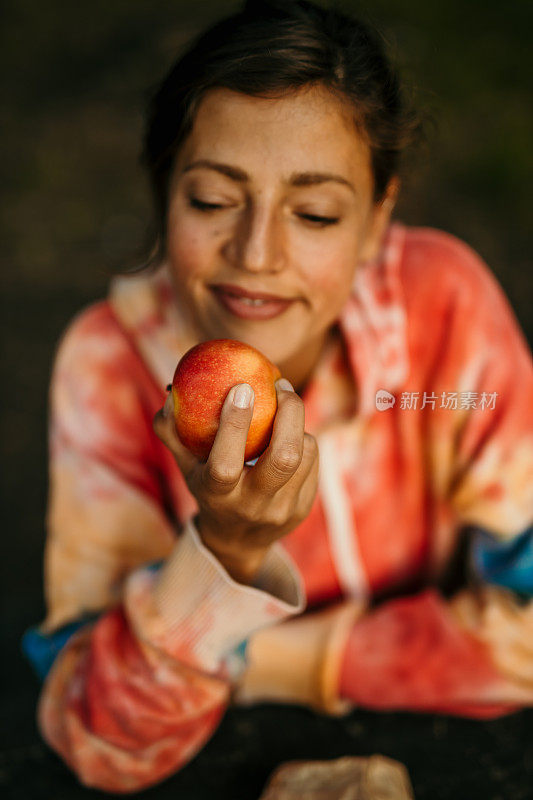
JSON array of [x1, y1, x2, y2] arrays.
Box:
[[125, 516, 305, 673]]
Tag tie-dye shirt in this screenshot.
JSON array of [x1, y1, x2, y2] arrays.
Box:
[[22, 223, 533, 793]]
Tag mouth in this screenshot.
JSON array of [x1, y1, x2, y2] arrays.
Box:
[[210, 284, 297, 321]]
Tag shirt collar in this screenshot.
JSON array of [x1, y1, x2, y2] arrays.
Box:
[[338, 222, 409, 417]]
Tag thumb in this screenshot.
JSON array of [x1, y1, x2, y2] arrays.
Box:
[[153, 388, 198, 479]]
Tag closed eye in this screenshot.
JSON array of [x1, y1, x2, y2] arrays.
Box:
[[299, 213, 339, 227], [189, 197, 226, 211], [189, 197, 339, 227]]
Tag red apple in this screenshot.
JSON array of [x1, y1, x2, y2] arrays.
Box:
[[171, 339, 282, 462]]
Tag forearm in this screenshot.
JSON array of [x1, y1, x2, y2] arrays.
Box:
[[38, 605, 229, 794], [338, 587, 533, 718], [35, 517, 305, 793]]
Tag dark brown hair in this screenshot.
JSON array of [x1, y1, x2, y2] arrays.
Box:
[[140, 0, 421, 269]]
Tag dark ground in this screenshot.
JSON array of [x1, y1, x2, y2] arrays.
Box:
[[2, 1, 532, 797], [2, 703, 533, 799]]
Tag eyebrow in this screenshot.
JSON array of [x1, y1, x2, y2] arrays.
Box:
[[182, 159, 356, 194]]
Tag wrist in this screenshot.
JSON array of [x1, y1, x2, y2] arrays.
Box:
[[195, 516, 269, 585], [233, 600, 364, 714]]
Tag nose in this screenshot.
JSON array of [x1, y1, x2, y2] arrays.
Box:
[[223, 201, 286, 274]]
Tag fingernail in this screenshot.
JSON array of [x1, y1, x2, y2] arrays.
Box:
[[163, 390, 174, 418], [233, 383, 254, 409], [276, 378, 294, 392]]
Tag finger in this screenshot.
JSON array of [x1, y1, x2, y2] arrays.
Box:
[[293, 432, 319, 485], [265, 436, 319, 530], [293, 439, 320, 520], [251, 379, 305, 494], [153, 390, 198, 479], [274, 432, 319, 500], [202, 383, 255, 494]]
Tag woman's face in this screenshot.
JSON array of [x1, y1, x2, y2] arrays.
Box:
[[165, 85, 394, 382]]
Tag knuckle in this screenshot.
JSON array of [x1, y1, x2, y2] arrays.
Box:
[[204, 462, 238, 490], [267, 505, 289, 528], [241, 505, 262, 525], [270, 447, 302, 474]]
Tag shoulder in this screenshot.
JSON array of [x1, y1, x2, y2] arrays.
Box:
[[50, 300, 159, 456], [397, 225, 523, 348], [399, 226, 504, 308], [52, 299, 160, 395], [53, 300, 134, 371], [392, 225, 531, 393]]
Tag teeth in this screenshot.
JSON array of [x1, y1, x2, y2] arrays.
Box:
[[236, 296, 268, 306]]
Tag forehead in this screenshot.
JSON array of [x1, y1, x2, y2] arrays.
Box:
[[175, 85, 373, 188]]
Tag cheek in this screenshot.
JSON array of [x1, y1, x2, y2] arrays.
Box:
[[300, 239, 357, 305], [166, 215, 216, 278]]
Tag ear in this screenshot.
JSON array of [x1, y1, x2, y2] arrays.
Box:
[[358, 176, 400, 263]]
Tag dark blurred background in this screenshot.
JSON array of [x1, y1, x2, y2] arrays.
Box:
[[2, 1, 532, 797]]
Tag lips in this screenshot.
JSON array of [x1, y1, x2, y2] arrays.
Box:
[[211, 284, 296, 321], [212, 284, 294, 302]]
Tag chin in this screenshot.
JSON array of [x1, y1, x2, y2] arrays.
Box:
[[225, 330, 294, 367], [202, 295, 305, 363], [249, 338, 295, 367]]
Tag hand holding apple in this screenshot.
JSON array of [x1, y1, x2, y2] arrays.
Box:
[[153, 340, 319, 585]]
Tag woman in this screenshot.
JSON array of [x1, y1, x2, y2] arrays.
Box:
[[23, 0, 533, 793]]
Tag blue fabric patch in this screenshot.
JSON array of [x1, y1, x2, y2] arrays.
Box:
[[145, 559, 164, 573], [21, 613, 100, 681], [222, 638, 249, 680], [471, 525, 533, 595], [233, 639, 248, 661]]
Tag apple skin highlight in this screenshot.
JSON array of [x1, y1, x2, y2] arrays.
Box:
[[171, 339, 282, 462]]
